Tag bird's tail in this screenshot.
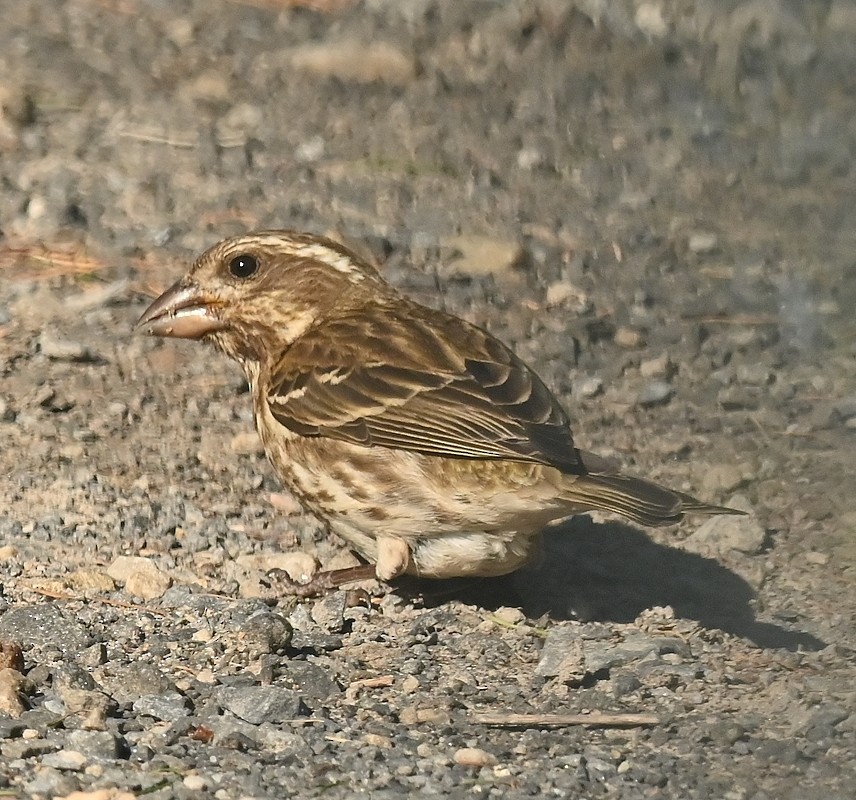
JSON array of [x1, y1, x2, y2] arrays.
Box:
[[561, 472, 745, 527]]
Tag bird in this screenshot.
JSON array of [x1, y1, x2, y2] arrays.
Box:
[[136, 230, 743, 594]]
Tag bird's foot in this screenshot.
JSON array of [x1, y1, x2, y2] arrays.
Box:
[[267, 564, 379, 598]]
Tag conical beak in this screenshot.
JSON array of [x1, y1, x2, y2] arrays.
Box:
[[135, 282, 225, 339]]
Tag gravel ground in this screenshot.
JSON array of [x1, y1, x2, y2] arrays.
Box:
[[1, 1, 855, 798]]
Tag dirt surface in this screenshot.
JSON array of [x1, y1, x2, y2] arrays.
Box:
[[1, 1, 855, 797]]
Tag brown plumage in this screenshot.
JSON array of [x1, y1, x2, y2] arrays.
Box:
[[136, 231, 743, 585]]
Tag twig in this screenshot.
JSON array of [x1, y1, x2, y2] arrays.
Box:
[[681, 313, 778, 325], [470, 712, 660, 728]]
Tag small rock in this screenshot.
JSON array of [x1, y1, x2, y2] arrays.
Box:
[[535, 626, 586, 681], [311, 592, 347, 633], [0, 605, 93, 656], [718, 386, 760, 411], [290, 41, 416, 86], [295, 136, 325, 163], [65, 729, 125, 760], [682, 495, 764, 555], [133, 693, 191, 722], [614, 327, 643, 349], [639, 353, 671, 379], [236, 552, 317, 582], [0, 642, 24, 671], [230, 431, 264, 455], [38, 331, 96, 362], [183, 774, 208, 791], [22, 767, 79, 798], [804, 551, 829, 566], [453, 747, 497, 767], [218, 686, 303, 725], [574, 376, 603, 399], [67, 569, 115, 593], [832, 395, 856, 421], [545, 281, 588, 310], [492, 607, 525, 626], [736, 363, 772, 386], [107, 556, 171, 600], [637, 381, 673, 407], [700, 463, 747, 495], [238, 611, 293, 654], [0, 545, 18, 560], [98, 662, 175, 705], [442, 235, 526, 279], [55, 790, 136, 800], [585, 634, 690, 673], [0, 668, 29, 717], [688, 232, 718, 254], [41, 749, 87, 771], [635, 2, 667, 37]]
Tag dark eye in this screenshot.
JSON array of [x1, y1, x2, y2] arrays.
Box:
[[228, 254, 259, 279]]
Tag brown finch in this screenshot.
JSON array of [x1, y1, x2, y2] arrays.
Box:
[[137, 231, 742, 592]]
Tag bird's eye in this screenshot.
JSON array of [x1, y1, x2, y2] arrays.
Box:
[[228, 254, 259, 279]]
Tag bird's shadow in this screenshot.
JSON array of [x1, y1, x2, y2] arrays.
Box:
[[407, 516, 825, 652]]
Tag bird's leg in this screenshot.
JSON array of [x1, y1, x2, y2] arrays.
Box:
[[267, 563, 379, 598], [375, 537, 411, 581]]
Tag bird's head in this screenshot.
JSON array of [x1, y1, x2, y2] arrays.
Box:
[[136, 230, 385, 365]]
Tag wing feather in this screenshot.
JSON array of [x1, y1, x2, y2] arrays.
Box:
[[267, 304, 584, 473]]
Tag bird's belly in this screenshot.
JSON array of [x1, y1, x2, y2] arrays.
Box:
[[262, 432, 569, 578]]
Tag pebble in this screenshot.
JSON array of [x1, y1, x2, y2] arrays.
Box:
[[639, 353, 671, 379], [0, 668, 28, 717], [545, 281, 589, 311], [42, 749, 88, 771], [614, 326, 644, 348], [0, 605, 93, 655], [289, 41, 416, 86], [106, 556, 171, 600], [688, 232, 718, 254], [311, 591, 348, 633], [217, 686, 304, 725], [238, 610, 293, 654], [682, 495, 764, 556], [453, 747, 497, 768], [637, 380, 673, 407], [584, 634, 690, 673], [0, 642, 24, 671], [38, 331, 97, 362], [65, 730, 125, 761], [133, 693, 191, 722], [575, 376, 604, 399], [67, 568, 115, 593], [535, 626, 586, 680], [22, 767, 79, 798], [230, 430, 264, 455], [441, 235, 526, 279], [235, 552, 317, 582]]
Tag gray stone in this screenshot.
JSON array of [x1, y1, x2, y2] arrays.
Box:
[[98, 662, 175, 704], [637, 381, 673, 407], [535, 626, 585, 680], [310, 592, 348, 633], [584, 634, 690, 673], [0, 605, 93, 656], [218, 686, 304, 725], [133, 692, 192, 721], [22, 766, 79, 798], [682, 495, 764, 556], [65, 729, 125, 760], [239, 610, 293, 654]]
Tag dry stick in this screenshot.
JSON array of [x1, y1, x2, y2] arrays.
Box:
[[470, 712, 659, 728]]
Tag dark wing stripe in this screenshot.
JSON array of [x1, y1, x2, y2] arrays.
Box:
[[266, 305, 585, 473]]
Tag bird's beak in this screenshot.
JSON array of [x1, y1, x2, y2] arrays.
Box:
[[135, 282, 225, 339]]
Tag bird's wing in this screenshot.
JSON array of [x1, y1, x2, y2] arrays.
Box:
[[266, 304, 585, 473]]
